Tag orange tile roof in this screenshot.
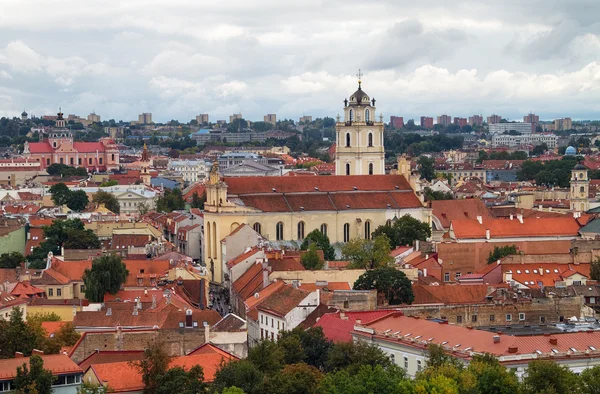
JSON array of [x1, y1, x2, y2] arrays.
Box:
[[502, 263, 590, 288], [450, 217, 582, 239], [314, 311, 395, 342], [226, 246, 261, 269], [298, 282, 351, 291], [232, 263, 263, 300], [41, 321, 67, 337], [11, 281, 45, 297], [0, 354, 81, 380], [412, 284, 490, 305], [78, 350, 145, 373], [432, 199, 492, 229], [244, 281, 285, 311], [256, 284, 311, 318]]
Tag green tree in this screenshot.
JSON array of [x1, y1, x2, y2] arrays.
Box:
[[156, 188, 185, 212], [212, 360, 264, 394], [591, 257, 600, 281], [82, 254, 129, 302], [138, 202, 150, 215], [325, 341, 394, 375], [580, 365, 600, 394], [49, 183, 70, 206], [417, 156, 435, 181], [487, 245, 517, 264], [423, 187, 454, 201], [0, 251, 24, 268], [252, 121, 274, 132], [221, 388, 245, 394], [156, 365, 207, 394], [92, 190, 121, 214], [353, 266, 414, 305], [64, 228, 101, 249], [54, 322, 81, 347], [134, 340, 172, 394], [372, 214, 431, 248], [191, 192, 206, 209], [531, 143, 548, 156], [247, 340, 285, 375], [264, 363, 323, 394], [467, 353, 520, 394], [13, 354, 55, 394], [66, 189, 89, 211], [0, 307, 41, 358], [300, 229, 335, 261], [318, 364, 407, 394], [300, 244, 324, 270], [342, 235, 394, 270], [77, 382, 108, 394], [521, 360, 581, 394], [227, 118, 248, 132], [278, 327, 332, 371], [99, 180, 119, 187]]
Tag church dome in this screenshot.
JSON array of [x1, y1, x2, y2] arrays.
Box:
[[349, 86, 369, 105], [21, 110, 27, 117], [574, 163, 587, 170], [565, 146, 576, 155]]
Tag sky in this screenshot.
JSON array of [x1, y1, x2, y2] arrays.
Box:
[[1, 0, 600, 123]]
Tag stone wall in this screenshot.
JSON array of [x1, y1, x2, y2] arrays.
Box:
[[328, 290, 377, 311]]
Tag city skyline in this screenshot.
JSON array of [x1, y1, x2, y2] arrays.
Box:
[[1, 1, 600, 122]]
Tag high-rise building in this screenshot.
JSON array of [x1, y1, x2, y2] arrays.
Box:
[[87, 113, 101, 123], [229, 113, 243, 123], [299, 116, 313, 123], [487, 114, 502, 125], [437, 115, 452, 127], [468, 115, 483, 126], [390, 116, 404, 129], [264, 114, 277, 125], [420, 116, 434, 129], [523, 113, 539, 124], [335, 77, 384, 176], [138, 113, 153, 124], [453, 117, 467, 128], [196, 114, 209, 124], [554, 117, 572, 131]]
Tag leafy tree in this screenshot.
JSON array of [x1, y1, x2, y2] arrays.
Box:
[[342, 235, 393, 270], [468, 353, 520, 394], [531, 143, 548, 156], [92, 190, 121, 214], [82, 254, 129, 302], [487, 245, 517, 264], [190, 192, 206, 209], [580, 365, 600, 394], [99, 179, 119, 187], [156, 365, 207, 394], [318, 364, 407, 394], [353, 266, 414, 305], [591, 257, 600, 281], [247, 340, 285, 375], [300, 229, 335, 261], [156, 188, 185, 212], [13, 354, 55, 394], [0, 251, 24, 268], [221, 388, 245, 394], [27, 311, 62, 325], [521, 360, 581, 394], [325, 341, 394, 375], [64, 228, 101, 249], [278, 327, 332, 371], [0, 307, 40, 358], [417, 156, 435, 181], [227, 118, 248, 132], [54, 322, 81, 347], [413, 374, 460, 394], [212, 360, 264, 394], [77, 382, 108, 394], [264, 363, 323, 394], [46, 163, 88, 177], [49, 183, 70, 206], [372, 214, 431, 248], [138, 202, 150, 215], [67, 189, 89, 211], [252, 121, 274, 132], [134, 340, 172, 394], [423, 187, 453, 201], [300, 244, 324, 270]]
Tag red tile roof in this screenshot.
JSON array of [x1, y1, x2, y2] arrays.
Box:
[[450, 217, 583, 239], [256, 284, 311, 318], [11, 281, 45, 297], [244, 281, 285, 311], [502, 263, 590, 288], [232, 263, 264, 300], [314, 311, 395, 342], [412, 284, 490, 305], [26, 141, 54, 153], [0, 354, 81, 380], [78, 350, 145, 372], [226, 247, 261, 269], [432, 199, 492, 229], [41, 321, 67, 337], [73, 142, 106, 153], [298, 282, 351, 291]]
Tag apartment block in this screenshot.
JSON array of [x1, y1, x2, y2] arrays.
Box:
[[453, 117, 467, 128], [555, 117, 572, 131], [523, 113, 539, 124], [437, 115, 452, 127], [264, 114, 277, 125], [196, 114, 209, 124], [468, 115, 483, 126], [138, 113, 153, 124], [390, 116, 404, 129], [487, 114, 502, 125], [229, 113, 243, 123], [420, 116, 434, 129], [299, 116, 312, 123]]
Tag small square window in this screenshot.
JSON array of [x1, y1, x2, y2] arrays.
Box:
[[444, 272, 450, 282], [404, 356, 408, 369], [489, 314, 495, 322], [519, 313, 525, 321], [471, 315, 477, 323], [456, 315, 463, 323], [506, 314, 512, 322], [57, 288, 62, 296]]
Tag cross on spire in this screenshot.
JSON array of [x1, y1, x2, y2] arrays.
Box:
[[357, 69, 363, 88]]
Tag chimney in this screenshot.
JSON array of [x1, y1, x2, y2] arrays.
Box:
[[510, 214, 513, 220], [493, 335, 500, 343], [486, 229, 490, 240], [549, 337, 558, 345], [203, 321, 210, 343], [262, 267, 269, 289], [476, 215, 483, 224], [32, 349, 44, 356], [340, 312, 347, 320], [15, 352, 24, 358], [517, 214, 523, 224], [423, 268, 428, 277], [132, 305, 138, 316], [151, 295, 157, 309], [508, 346, 518, 353], [106, 307, 112, 316], [199, 278, 206, 310]]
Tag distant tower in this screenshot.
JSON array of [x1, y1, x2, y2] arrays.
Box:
[[570, 163, 589, 212], [21, 110, 28, 121], [140, 143, 151, 185], [335, 70, 385, 175], [56, 108, 66, 128]]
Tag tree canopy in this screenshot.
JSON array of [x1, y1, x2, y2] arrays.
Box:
[[342, 235, 393, 270], [82, 254, 129, 302], [156, 188, 185, 212], [372, 214, 431, 249], [49, 182, 89, 211], [353, 266, 414, 305], [417, 156, 435, 181], [13, 354, 55, 394], [487, 245, 518, 264], [300, 244, 324, 270], [92, 190, 121, 214], [0, 251, 24, 268], [300, 229, 335, 261]]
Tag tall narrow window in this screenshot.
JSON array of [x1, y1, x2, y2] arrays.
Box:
[[369, 163, 374, 175], [206, 221, 211, 258], [343, 223, 350, 242], [320, 224, 328, 237], [349, 109, 354, 122], [345, 163, 350, 175], [297, 221, 305, 240], [276, 222, 284, 241], [345, 133, 351, 147], [368, 133, 373, 147], [365, 109, 370, 122], [253, 222, 262, 235], [364, 221, 371, 240]]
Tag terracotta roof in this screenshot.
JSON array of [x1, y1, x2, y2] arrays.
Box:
[[232, 263, 264, 300], [314, 310, 395, 342], [432, 199, 492, 229], [256, 284, 311, 318], [73, 142, 106, 153], [390, 246, 412, 258], [11, 281, 45, 297], [226, 246, 260, 269], [244, 281, 285, 311], [0, 354, 81, 380], [298, 282, 351, 291], [502, 263, 590, 288], [450, 217, 582, 239], [41, 321, 68, 337], [26, 141, 54, 153], [211, 314, 246, 332], [412, 284, 490, 305], [78, 350, 145, 373]]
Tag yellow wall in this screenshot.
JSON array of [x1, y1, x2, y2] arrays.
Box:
[[38, 283, 75, 300], [27, 304, 84, 321]]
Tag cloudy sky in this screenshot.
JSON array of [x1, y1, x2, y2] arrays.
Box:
[[1, 0, 600, 123]]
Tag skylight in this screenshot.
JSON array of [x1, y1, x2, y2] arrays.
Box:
[[590, 346, 597, 351], [533, 269, 538, 274], [441, 341, 448, 345], [546, 270, 550, 273], [554, 269, 559, 273], [535, 350, 542, 355], [551, 349, 559, 354], [516, 270, 521, 274], [570, 347, 577, 352], [525, 270, 530, 274]]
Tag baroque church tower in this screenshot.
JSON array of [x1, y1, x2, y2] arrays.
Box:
[[335, 70, 385, 175], [570, 163, 589, 212]]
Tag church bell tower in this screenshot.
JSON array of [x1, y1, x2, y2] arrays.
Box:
[[570, 163, 589, 212], [335, 70, 385, 176]]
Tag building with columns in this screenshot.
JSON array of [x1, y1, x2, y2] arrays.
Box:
[[23, 110, 119, 172], [335, 77, 385, 176], [570, 163, 589, 212]]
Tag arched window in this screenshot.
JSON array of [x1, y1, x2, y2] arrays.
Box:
[[368, 133, 373, 147], [206, 221, 211, 258], [364, 221, 371, 240], [345, 163, 350, 176], [349, 109, 354, 122], [276, 222, 284, 241], [386, 219, 392, 226], [253, 222, 262, 235], [320, 223, 328, 237], [369, 163, 374, 175], [580, 186, 585, 193], [343, 223, 350, 242], [297, 221, 305, 240], [212, 222, 217, 259], [365, 109, 370, 122], [345, 133, 351, 147]]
